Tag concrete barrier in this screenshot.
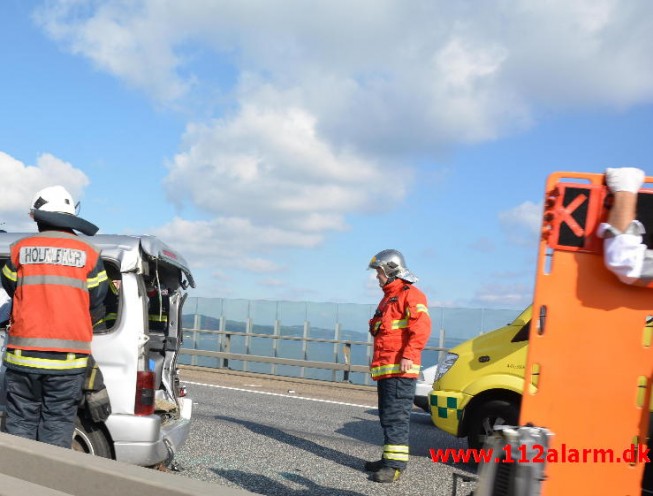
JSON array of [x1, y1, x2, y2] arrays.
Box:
[[0, 432, 253, 496]]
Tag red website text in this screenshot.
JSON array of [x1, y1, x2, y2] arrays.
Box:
[[430, 444, 650, 464]]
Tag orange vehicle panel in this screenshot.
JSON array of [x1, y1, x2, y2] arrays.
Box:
[[521, 171, 653, 495]]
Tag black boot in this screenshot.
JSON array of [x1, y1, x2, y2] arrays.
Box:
[[372, 466, 402, 483], [364, 459, 384, 472]]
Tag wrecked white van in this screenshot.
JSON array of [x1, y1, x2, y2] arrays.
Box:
[[0, 233, 194, 467]]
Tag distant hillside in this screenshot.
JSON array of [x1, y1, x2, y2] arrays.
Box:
[[181, 313, 468, 349], [182, 314, 366, 341]]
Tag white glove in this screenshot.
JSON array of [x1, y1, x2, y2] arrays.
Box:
[[605, 167, 645, 194]]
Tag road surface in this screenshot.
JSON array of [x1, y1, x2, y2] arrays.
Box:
[[174, 366, 477, 496]]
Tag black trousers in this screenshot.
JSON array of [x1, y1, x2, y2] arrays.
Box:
[[377, 376, 416, 470], [4, 368, 85, 448]]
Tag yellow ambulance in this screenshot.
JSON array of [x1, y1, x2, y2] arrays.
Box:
[[428, 306, 531, 450]]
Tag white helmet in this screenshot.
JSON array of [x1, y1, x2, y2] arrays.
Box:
[[30, 185, 76, 216], [29, 185, 98, 235], [368, 249, 418, 283]]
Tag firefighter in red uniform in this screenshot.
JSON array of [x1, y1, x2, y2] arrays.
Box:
[[365, 249, 431, 483], [0, 185, 108, 448]]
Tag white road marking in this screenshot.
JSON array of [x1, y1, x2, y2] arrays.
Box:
[[183, 380, 431, 416], [184, 380, 375, 408]]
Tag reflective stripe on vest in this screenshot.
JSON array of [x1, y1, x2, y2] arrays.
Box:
[[149, 314, 168, 322], [7, 336, 92, 352], [18, 274, 87, 290], [370, 363, 421, 379], [5, 349, 88, 371]]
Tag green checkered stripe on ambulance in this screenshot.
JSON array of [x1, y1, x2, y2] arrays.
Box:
[[432, 395, 463, 420]]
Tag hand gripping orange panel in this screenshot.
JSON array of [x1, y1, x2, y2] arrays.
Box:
[[521, 171, 653, 495]]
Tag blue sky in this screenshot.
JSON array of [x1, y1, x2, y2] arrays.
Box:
[[1, 1, 652, 308]]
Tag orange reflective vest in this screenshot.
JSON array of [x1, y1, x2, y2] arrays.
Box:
[[1, 231, 108, 359], [369, 279, 431, 381]]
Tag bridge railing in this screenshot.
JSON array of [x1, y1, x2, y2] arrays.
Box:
[[179, 328, 447, 385], [179, 300, 522, 385]]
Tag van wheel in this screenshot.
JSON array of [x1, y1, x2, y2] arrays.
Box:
[[468, 400, 519, 451], [73, 415, 113, 459]]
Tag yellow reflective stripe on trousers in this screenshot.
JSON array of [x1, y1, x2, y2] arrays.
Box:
[[2, 264, 16, 282], [384, 444, 409, 453], [5, 350, 88, 370], [370, 363, 421, 378], [383, 444, 410, 461], [149, 315, 168, 322], [87, 365, 98, 389]]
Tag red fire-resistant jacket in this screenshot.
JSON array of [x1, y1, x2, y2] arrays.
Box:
[[1, 231, 108, 357], [369, 279, 431, 381]]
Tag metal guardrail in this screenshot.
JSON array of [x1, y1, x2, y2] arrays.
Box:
[[0, 432, 252, 496], [180, 328, 447, 382]]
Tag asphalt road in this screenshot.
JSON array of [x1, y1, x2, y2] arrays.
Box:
[[173, 367, 478, 496]]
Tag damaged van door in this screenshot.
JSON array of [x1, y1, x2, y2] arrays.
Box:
[[0, 233, 195, 468]]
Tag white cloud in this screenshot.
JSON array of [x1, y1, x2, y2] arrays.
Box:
[[237, 258, 281, 273], [259, 278, 284, 288], [0, 152, 90, 231], [34, 0, 653, 143], [149, 216, 320, 273], [31, 0, 653, 282], [365, 271, 382, 300], [499, 201, 542, 247], [34, 0, 653, 183], [469, 282, 533, 309], [33, 1, 190, 102], [164, 104, 408, 233], [211, 270, 231, 282]]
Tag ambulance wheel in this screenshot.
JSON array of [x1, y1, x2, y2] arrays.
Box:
[[468, 399, 519, 451], [73, 415, 113, 459]]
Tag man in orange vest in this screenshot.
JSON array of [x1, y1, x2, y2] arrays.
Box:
[[365, 249, 431, 483], [1, 185, 108, 448]]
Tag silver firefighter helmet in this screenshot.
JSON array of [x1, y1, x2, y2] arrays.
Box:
[[368, 249, 418, 283]]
